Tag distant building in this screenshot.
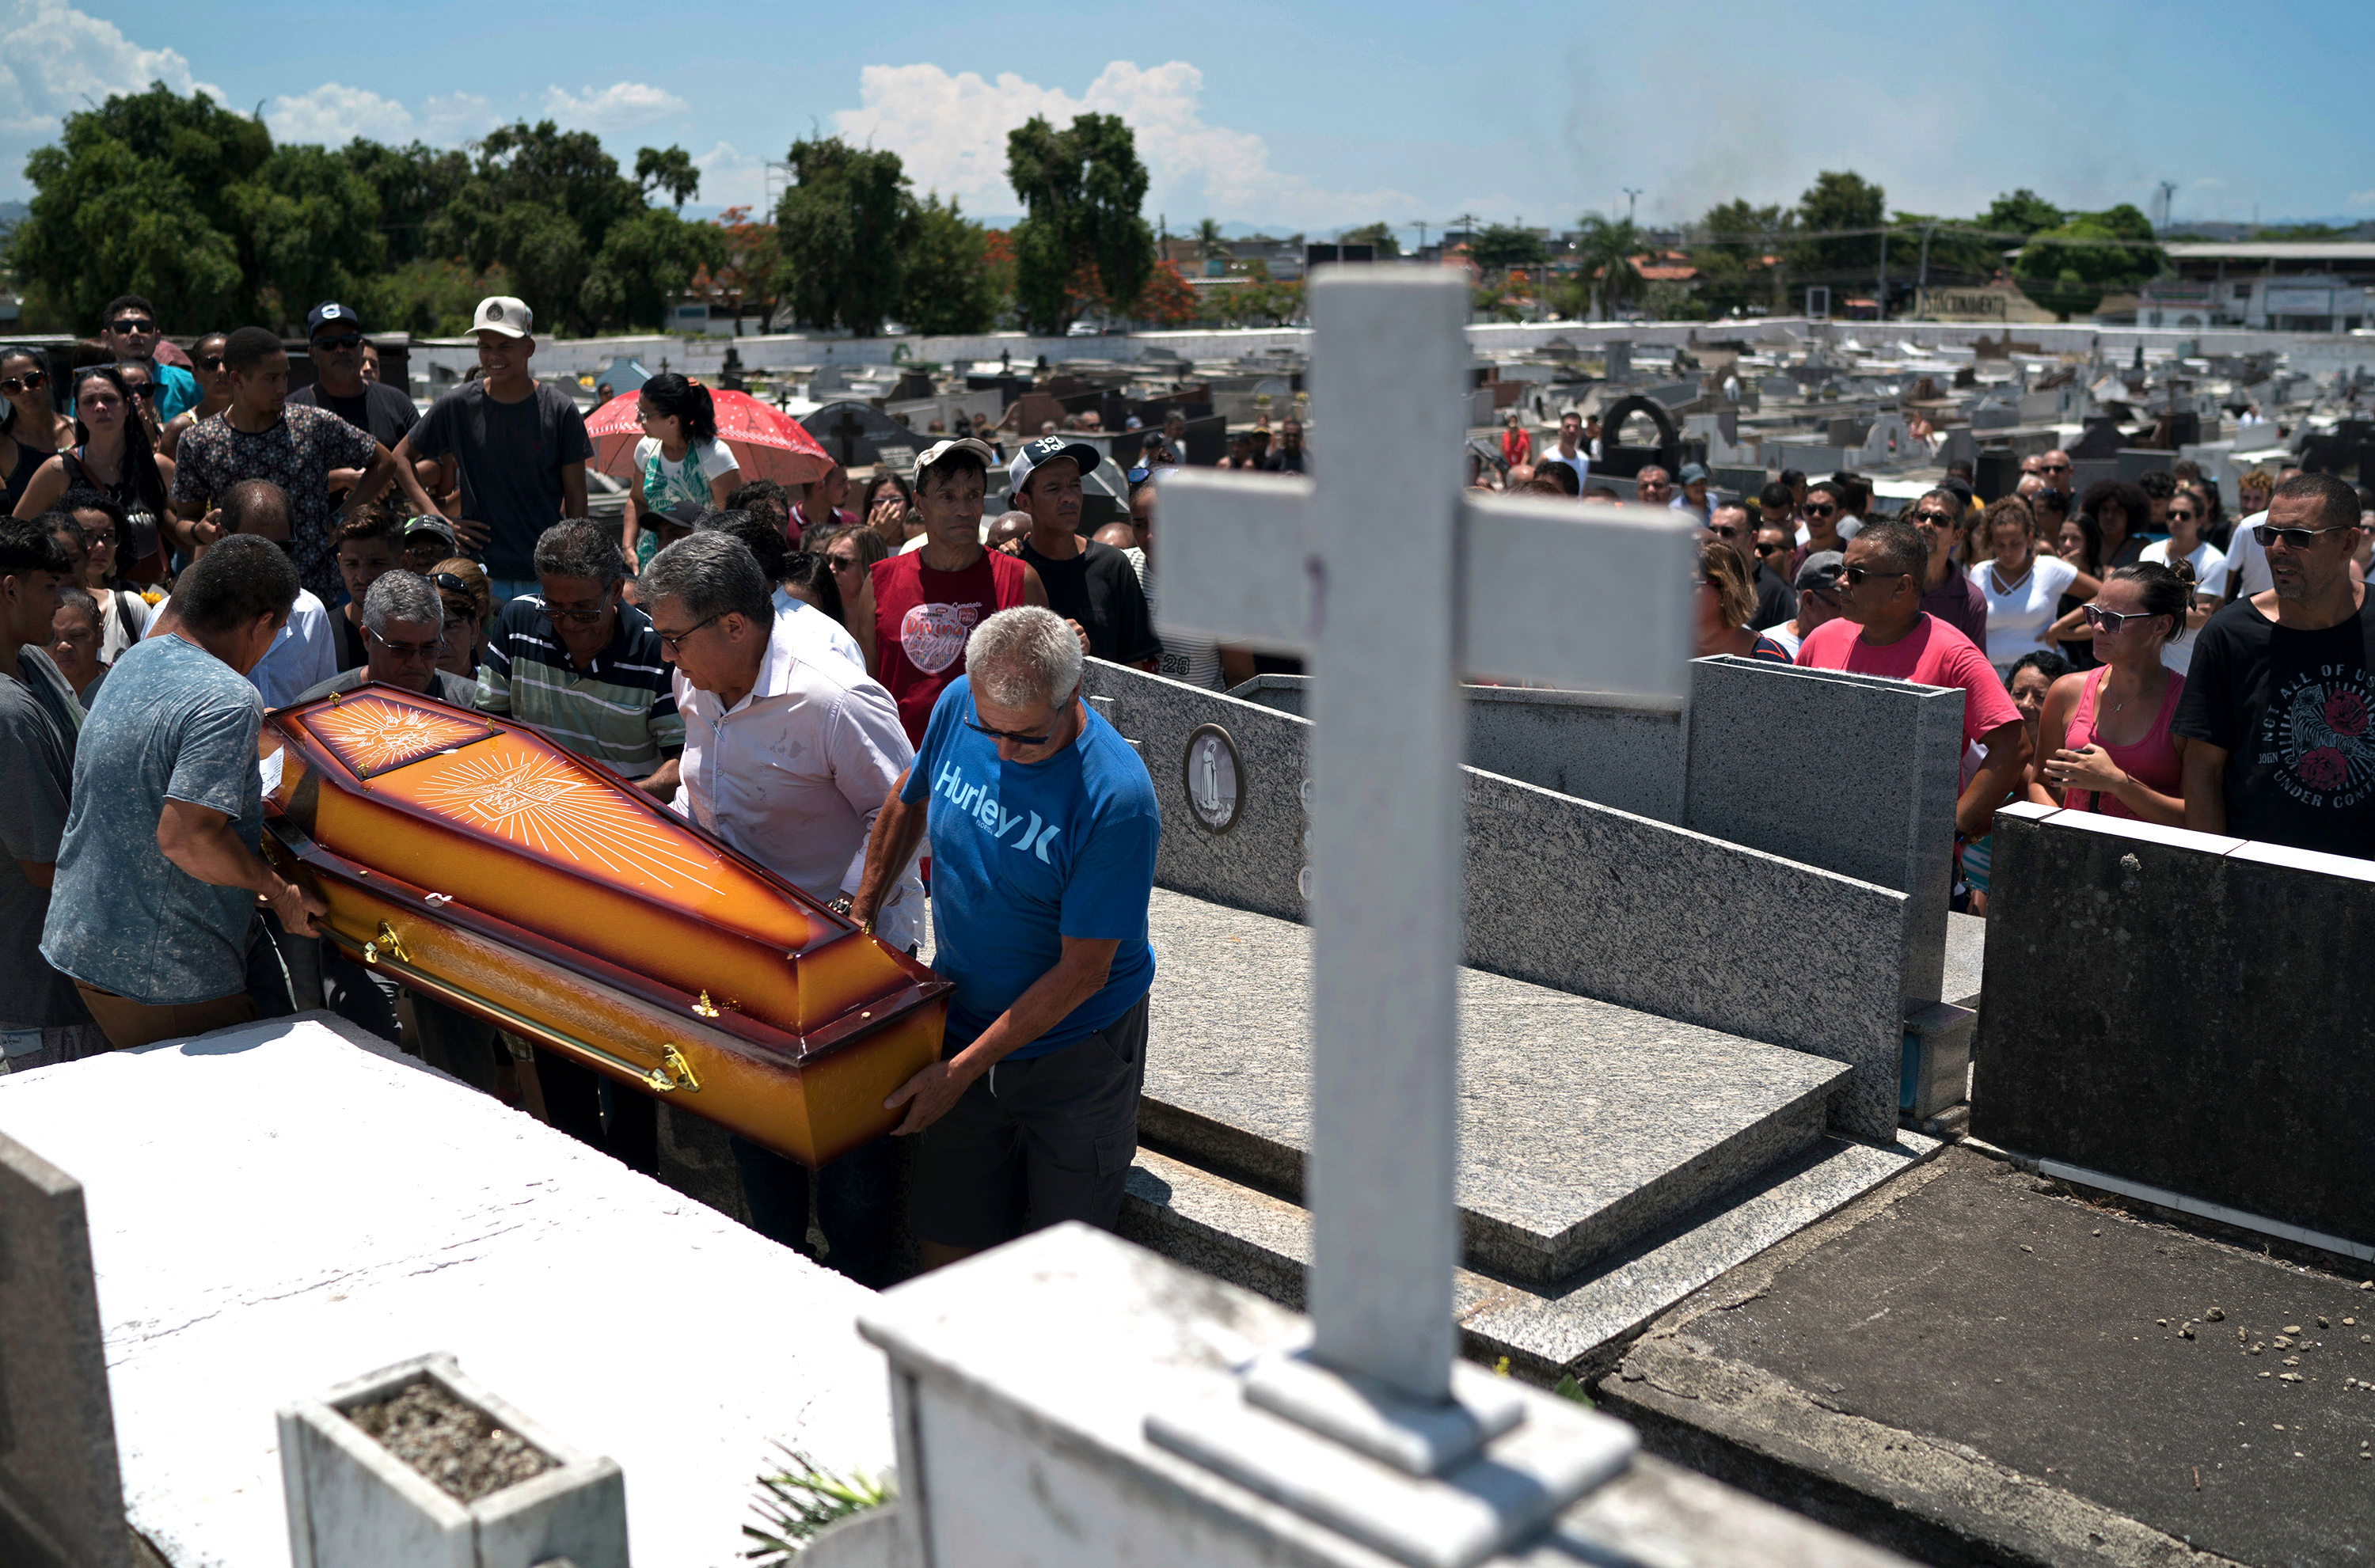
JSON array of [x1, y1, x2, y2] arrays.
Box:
[[2158, 241, 2375, 330]]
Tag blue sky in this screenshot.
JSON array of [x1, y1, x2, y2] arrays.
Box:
[[3, 0, 2369, 237]]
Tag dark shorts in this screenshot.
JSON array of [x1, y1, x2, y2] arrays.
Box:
[[907, 992, 1149, 1250]]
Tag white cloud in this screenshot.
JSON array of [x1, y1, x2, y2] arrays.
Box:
[[2351, 189, 2375, 209], [831, 59, 1414, 231], [541, 82, 687, 134], [268, 83, 411, 144], [692, 140, 769, 213], [0, 0, 222, 135], [266, 83, 495, 146]]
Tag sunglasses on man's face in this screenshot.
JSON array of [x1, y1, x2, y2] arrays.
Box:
[[1910, 510, 1957, 528], [1803, 502, 1837, 518], [1, 370, 48, 394], [2040, 461, 2071, 473], [1708, 524, 1742, 539], [108, 317, 156, 335], [1840, 564, 1910, 587], [1754, 541, 1787, 556], [2254, 522, 2358, 549], [314, 332, 365, 352]]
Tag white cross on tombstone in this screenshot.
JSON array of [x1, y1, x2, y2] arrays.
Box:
[[1143, 268, 1699, 1565]]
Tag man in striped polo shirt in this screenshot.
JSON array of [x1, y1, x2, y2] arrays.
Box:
[[474, 518, 684, 1173], [477, 519, 684, 799]]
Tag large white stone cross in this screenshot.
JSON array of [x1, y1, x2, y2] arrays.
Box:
[[1150, 269, 1697, 1562]]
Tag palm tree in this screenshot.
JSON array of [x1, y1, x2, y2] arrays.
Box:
[[1572, 214, 1645, 320], [1194, 217, 1230, 269]]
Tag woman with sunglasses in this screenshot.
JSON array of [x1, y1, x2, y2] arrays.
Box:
[[58, 488, 154, 663], [159, 332, 232, 461], [1696, 540, 1776, 659], [0, 346, 68, 514], [112, 360, 166, 446], [2035, 561, 2194, 826], [817, 523, 888, 671], [10, 366, 175, 588], [2137, 492, 2228, 675]]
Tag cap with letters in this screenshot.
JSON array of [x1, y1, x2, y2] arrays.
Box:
[[306, 302, 362, 336], [1005, 435, 1101, 502]]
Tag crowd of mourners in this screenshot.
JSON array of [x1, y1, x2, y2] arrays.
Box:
[[3, 293, 2369, 1282]]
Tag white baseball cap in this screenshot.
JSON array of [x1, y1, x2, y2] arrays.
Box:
[[914, 436, 998, 484], [471, 297, 534, 339]]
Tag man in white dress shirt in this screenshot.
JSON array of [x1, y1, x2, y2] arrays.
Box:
[[640, 530, 921, 1285], [218, 480, 337, 708]]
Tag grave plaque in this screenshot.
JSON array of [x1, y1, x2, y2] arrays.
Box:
[[0, 1131, 129, 1568]]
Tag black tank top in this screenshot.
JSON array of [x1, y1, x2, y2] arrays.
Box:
[[0, 438, 43, 516], [60, 448, 164, 569]]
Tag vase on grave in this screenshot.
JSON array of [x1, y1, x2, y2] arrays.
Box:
[[256, 684, 949, 1167]]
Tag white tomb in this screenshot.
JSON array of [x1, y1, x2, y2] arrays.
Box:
[[0, 1014, 892, 1568]]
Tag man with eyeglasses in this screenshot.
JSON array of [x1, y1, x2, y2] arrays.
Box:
[[1635, 465, 1674, 507], [98, 295, 199, 422], [1798, 518, 2030, 845], [2176, 473, 2375, 857], [846, 604, 1158, 1268], [642, 530, 921, 1284], [1906, 488, 1988, 649], [1795, 480, 1853, 560], [1710, 502, 1792, 629], [2023, 450, 2076, 507], [477, 519, 682, 800], [296, 569, 474, 708]]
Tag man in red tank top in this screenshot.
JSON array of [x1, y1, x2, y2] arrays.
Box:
[[871, 438, 1048, 743]]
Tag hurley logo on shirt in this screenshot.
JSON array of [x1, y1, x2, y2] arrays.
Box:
[[933, 761, 1062, 860]]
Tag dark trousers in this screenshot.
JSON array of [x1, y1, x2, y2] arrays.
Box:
[[537, 1049, 659, 1175], [730, 1134, 897, 1288], [907, 993, 1149, 1250]]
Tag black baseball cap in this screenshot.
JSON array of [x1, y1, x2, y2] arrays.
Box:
[[307, 302, 362, 336], [1007, 435, 1102, 502]]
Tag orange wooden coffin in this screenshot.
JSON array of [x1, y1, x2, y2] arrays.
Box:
[[256, 684, 950, 1167]]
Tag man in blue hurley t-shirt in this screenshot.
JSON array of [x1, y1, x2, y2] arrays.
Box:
[[848, 605, 1159, 1266]]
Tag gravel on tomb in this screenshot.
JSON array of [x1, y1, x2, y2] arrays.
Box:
[[345, 1378, 554, 1503]]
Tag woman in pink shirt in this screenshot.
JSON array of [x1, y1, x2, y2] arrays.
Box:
[[2036, 561, 2193, 825]]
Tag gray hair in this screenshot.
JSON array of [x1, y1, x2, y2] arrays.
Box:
[[533, 518, 626, 585], [363, 569, 443, 636], [56, 585, 99, 627], [965, 606, 1082, 709], [641, 530, 772, 625]]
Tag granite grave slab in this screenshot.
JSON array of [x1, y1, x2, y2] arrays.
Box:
[[1683, 656, 1963, 1005], [1085, 660, 1914, 1139], [0, 1128, 129, 1568], [1974, 806, 2375, 1251], [1139, 890, 1849, 1282]]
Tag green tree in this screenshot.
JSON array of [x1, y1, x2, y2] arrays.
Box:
[[1569, 214, 1645, 318], [1692, 199, 1790, 313], [1192, 216, 1230, 268], [1006, 113, 1154, 336], [6, 82, 271, 328], [2013, 204, 2164, 321], [636, 146, 701, 212], [775, 136, 917, 337], [583, 208, 724, 334], [1792, 170, 1886, 278], [339, 139, 472, 265], [898, 194, 1000, 336], [1982, 188, 2065, 238], [230, 142, 384, 328], [361, 259, 515, 338], [1337, 221, 1401, 258], [1468, 224, 1548, 274]]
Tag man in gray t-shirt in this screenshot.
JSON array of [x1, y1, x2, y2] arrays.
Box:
[[394, 298, 593, 595], [41, 536, 325, 1050], [0, 520, 105, 1070]]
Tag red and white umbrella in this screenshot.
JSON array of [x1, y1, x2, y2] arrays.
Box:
[[585, 386, 833, 492]]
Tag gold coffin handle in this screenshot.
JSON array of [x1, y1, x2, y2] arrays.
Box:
[[344, 916, 699, 1093]]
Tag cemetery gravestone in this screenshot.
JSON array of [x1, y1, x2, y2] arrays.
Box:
[[0, 1129, 130, 1568], [800, 402, 913, 469], [1153, 268, 1698, 1560]]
